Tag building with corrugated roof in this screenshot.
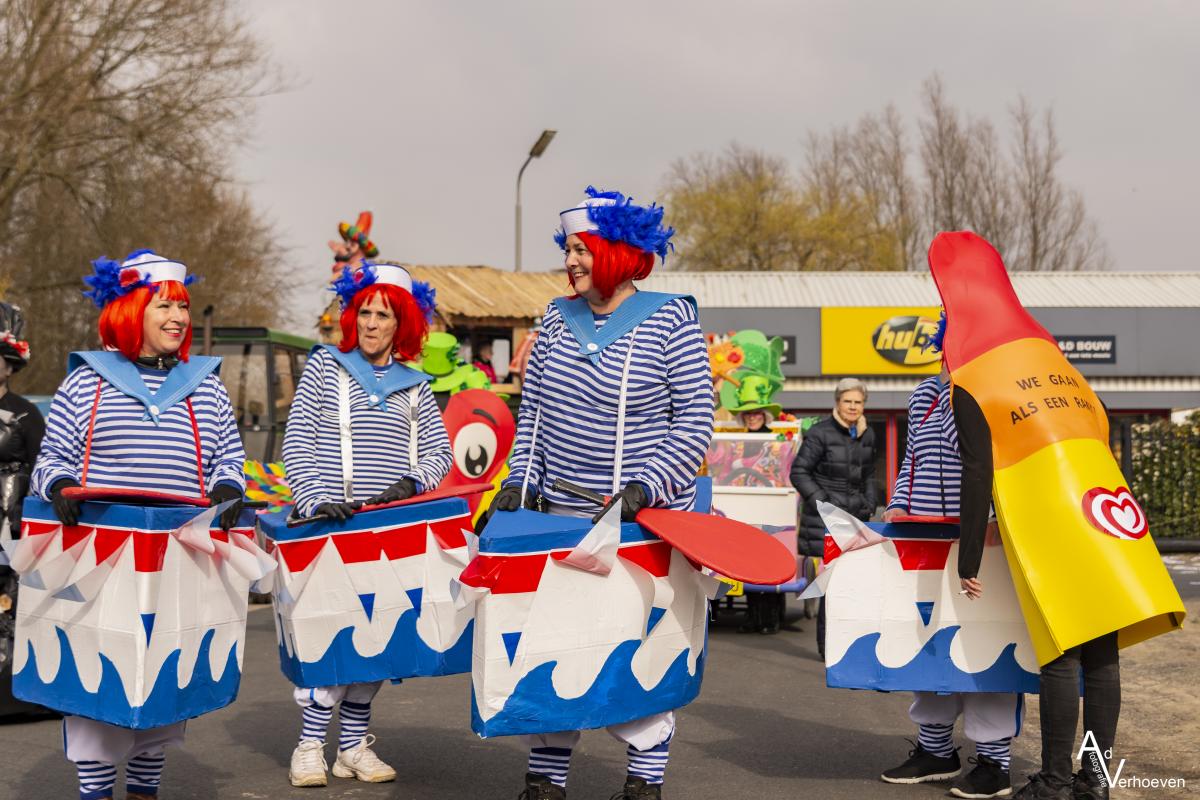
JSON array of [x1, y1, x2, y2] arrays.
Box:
[[417, 266, 1200, 495]]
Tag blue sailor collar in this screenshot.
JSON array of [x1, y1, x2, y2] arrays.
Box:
[[318, 344, 431, 409], [552, 291, 695, 364], [69, 351, 221, 424]]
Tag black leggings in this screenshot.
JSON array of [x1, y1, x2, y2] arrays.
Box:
[[1038, 632, 1120, 786]]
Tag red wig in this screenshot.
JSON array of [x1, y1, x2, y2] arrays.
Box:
[[339, 283, 429, 362], [571, 232, 655, 300], [98, 281, 193, 362]]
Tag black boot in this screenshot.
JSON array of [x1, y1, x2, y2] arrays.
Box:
[[609, 776, 662, 799], [1013, 773, 1072, 799], [738, 594, 761, 633], [519, 772, 566, 800], [1071, 768, 1109, 800]]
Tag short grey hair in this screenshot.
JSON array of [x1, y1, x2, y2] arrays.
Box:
[[834, 377, 868, 403]]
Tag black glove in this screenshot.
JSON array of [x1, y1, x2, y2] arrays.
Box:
[[314, 501, 358, 522], [593, 482, 649, 524], [364, 478, 417, 506], [49, 478, 81, 526], [208, 483, 246, 532], [478, 485, 536, 533]]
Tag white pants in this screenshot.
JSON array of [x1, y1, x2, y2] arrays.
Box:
[[63, 717, 186, 765], [293, 681, 383, 709], [521, 711, 675, 753], [909, 692, 1023, 743]]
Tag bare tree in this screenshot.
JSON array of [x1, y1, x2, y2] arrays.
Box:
[[663, 143, 901, 271], [1009, 98, 1110, 271], [0, 0, 286, 394]]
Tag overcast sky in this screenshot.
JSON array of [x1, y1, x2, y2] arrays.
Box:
[[235, 1, 1200, 331]]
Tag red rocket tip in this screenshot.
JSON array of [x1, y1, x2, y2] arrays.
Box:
[[927, 231, 1056, 368]]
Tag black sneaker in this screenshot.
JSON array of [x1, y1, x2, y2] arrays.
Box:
[[519, 772, 566, 800], [950, 756, 1013, 798], [609, 776, 662, 799], [880, 740, 962, 783], [1013, 773, 1072, 800], [1071, 768, 1109, 800]]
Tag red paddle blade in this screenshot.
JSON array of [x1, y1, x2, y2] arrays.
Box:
[[61, 487, 210, 507], [357, 481, 494, 514], [635, 508, 796, 585]]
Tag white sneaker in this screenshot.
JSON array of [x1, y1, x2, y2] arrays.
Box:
[[289, 739, 328, 787], [331, 734, 397, 783]]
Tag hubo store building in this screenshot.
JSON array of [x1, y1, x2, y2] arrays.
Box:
[[640, 271, 1200, 503]]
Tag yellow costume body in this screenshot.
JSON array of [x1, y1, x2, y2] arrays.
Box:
[[929, 232, 1184, 665]]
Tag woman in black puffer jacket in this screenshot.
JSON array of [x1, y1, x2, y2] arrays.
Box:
[[789, 377, 878, 657]]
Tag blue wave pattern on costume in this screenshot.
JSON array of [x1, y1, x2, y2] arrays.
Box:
[[14, 627, 241, 729], [826, 626, 1039, 694], [278, 607, 473, 688], [471, 639, 706, 738]]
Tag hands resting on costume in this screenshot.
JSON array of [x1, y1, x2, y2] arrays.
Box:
[[49, 478, 246, 531], [592, 483, 649, 524], [477, 485, 538, 532], [313, 479, 421, 523], [207, 482, 246, 531]]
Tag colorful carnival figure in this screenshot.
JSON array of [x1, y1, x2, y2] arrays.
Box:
[[485, 187, 713, 800], [282, 261, 452, 788], [878, 351, 1022, 799], [28, 250, 248, 800], [927, 232, 1184, 800], [318, 211, 381, 344]]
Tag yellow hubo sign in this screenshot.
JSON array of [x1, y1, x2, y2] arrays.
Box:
[[820, 307, 942, 375]]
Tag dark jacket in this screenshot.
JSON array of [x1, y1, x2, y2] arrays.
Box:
[[789, 415, 878, 557]]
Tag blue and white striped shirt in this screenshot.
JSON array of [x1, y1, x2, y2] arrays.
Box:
[[32, 363, 246, 500], [503, 296, 714, 513], [887, 376, 963, 516], [283, 347, 452, 517]]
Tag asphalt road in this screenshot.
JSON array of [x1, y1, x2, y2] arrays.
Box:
[[1, 555, 1196, 800]]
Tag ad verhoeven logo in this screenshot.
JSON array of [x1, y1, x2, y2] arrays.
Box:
[[1077, 730, 1187, 791]]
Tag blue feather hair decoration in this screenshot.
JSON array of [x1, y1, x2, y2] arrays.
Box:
[[83, 248, 196, 309], [554, 186, 675, 262], [331, 262, 437, 322], [926, 310, 948, 353]]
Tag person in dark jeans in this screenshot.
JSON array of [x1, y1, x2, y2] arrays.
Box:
[[789, 377, 877, 658], [954, 386, 1117, 800], [736, 407, 785, 634]]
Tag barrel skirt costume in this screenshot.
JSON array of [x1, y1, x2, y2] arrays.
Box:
[[280, 266, 452, 732], [499, 191, 713, 783], [885, 376, 1022, 765], [29, 256, 247, 778], [503, 293, 713, 753]]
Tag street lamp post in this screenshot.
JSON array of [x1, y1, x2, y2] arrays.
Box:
[[515, 129, 556, 272]]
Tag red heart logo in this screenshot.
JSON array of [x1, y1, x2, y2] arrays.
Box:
[[1081, 486, 1147, 540]]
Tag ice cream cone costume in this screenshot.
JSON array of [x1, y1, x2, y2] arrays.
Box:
[[929, 231, 1184, 665]]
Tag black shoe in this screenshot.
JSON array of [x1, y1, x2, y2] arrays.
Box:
[[1071, 768, 1109, 800], [519, 773, 566, 800], [1013, 773, 1072, 799], [880, 741, 962, 783], [949, 756, 1013, 798], [609, 777, 662, 799]]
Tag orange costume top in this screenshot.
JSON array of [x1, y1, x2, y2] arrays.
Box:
[[929, 231, 1184, 665]]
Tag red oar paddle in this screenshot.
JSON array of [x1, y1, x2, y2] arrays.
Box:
[[552, 479, 795, 585], [286, 481, 494, 527]]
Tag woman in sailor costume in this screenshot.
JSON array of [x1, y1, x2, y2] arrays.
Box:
[[879, 316, 1022, 800], [282, 262, 452, 788], [489, 188, 713, 800], [31, 250, 247, 800]]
